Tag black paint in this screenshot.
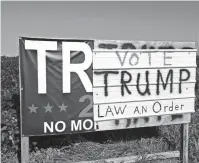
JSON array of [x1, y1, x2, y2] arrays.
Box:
[[144, 117, 149, 123], [129, 53, 139, 66], [121, 43, 136, 49], [126, 119, 131, 127], [98, 105, 104, 118], [171, 114, 183, 121], [157, 116, 162, 121], [149, 46, 155, 49], [94, 71, 119, 96], [121, 71, 132, 96], [134, 107, 140, 114], [116, 51, 128, 66], [98, 43, 118, 49], [115, 119, 119, 125], [159, 46, 174, 49], [153, 101, 162, 113], [179, 69, 190, 93], [182, 47, 194, 49], [164, 53, 172, 66], [98, 43, 194, 50], [141, 44, 147, 49], [105, 106, 114, 116], [136, 71, 151, 96], [95, 123, 99, 130], [133, 118, 138, 124], [148, 53, 151, 66], [156, 69, 173, 95]]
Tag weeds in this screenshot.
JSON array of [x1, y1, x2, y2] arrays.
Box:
[[1, 56, 199, 163]]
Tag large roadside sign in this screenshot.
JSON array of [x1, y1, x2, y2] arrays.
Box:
[[19, 37, 196, 136]]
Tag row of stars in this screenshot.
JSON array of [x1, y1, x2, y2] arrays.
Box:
[[28, 103, 68, 113]]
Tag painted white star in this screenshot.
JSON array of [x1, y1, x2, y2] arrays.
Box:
[[44, 103, 53, 113], [28, 104, 38, 113], [59, 103, 68, 112]]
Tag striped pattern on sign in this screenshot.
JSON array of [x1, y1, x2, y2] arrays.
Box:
[[96, 113, 191, 131], [93, 50, 196, 122], [93, 68, 196, 86], [94, 98, 195, 121], [93, 83, 195, 104], [93, 51, 196, 69]]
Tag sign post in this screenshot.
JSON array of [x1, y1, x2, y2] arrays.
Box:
[[181, 123, 189, 163], [21, 137, 29, 163], [19, 37, 197, 163]]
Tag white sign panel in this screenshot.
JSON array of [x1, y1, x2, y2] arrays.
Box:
[[93, 50, 196, 122], [93, 51, 196, 69], [94, 98, 195, 121]]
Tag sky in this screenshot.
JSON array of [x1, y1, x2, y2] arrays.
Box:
[[1, 1, 199, 56]]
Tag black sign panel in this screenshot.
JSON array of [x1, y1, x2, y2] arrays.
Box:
[[19, 37, 95, 136]]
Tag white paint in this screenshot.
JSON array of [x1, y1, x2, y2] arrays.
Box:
[[93, 51, 196, 69], [82, 119, 93, 130], [25, 40, 57, 94], [71, 120, 82, 131], [44, 121, 67, 133], [71, 119, 99, 131], [93, 68, 196, 87], [44, 122, 54, 133], [62, 42, 93, 93], [93, 83, 195, 104], [94, 98, 195, 121], [55, 121, 66, 132]]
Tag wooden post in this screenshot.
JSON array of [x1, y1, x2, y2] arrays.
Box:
[[180, 123, 189, 163], [21, 136, 29, 163]]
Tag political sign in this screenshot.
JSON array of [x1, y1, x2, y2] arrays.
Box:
[[19, 37, 196, 136]]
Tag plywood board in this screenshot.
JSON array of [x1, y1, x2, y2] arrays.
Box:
[[96, 113, 191, 131], [94, 98, 195, 121], [93, 51, 196, 69], [94, 39, 196, 50], [93, 83, 195, 104], [93, 68, 196, 87]]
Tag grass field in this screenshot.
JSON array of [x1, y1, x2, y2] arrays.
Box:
[[1, 56, 199, 163]]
